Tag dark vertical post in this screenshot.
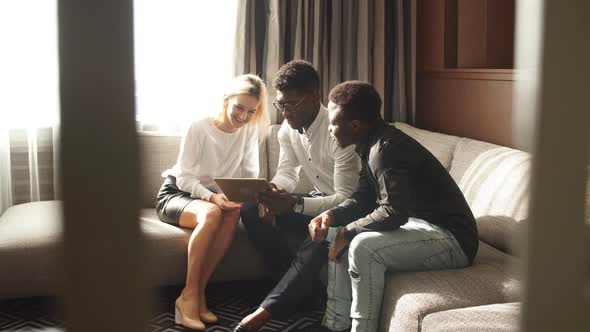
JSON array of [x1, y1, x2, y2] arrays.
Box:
[[58, 1, 147, 331], [516, 1, 590, 331]]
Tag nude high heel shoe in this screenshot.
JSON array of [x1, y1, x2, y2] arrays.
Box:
[[175, 298, 206, 331], [200, 310, 218, 323]]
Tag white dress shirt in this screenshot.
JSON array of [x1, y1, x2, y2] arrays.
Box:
[[163, 118, 259, 201], [271, 105, 361, 216]]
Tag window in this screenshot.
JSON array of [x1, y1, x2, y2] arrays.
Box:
[[133, 0, 238, 130], [0, 0, 59, 129]]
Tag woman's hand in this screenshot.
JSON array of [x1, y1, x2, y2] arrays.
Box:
[[209, 194, 241, 210]]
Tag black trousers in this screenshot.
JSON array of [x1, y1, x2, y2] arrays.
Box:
[[240, 202, 329, 319]]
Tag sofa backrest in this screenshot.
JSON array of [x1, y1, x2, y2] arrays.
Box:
[[138, 124, 588, 258], [393, 122, 460, 171], [449, 138, 531, 254], [401, 124, 590, 258], [138, 131, 269, 208], [138, 123, 458, 207], [139, 133, 181, 208], [393, 123, 532, 254]]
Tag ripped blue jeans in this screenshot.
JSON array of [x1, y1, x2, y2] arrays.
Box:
[[323, 218, 468, 332]]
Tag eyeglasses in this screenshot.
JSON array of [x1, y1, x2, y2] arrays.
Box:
[[272, 95, 306, 113]]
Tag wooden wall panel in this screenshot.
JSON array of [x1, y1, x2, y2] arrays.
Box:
[[416, 72, 515, 147], [444, 0, 458, 68], [457, 0, 487, 68], [486, 0, 515, 68], [417, 0, 446, 71], [416, 0, 516, 147]]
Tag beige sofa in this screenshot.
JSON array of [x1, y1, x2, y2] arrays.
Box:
[[1, 122, 582, 331]]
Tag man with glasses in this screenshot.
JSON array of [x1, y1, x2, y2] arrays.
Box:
[[232, 60, 360, 332]]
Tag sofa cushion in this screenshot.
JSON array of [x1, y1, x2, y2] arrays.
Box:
[[138, 130, 270, 209], [0, 200, 269, 298], [421, 302, 520, 332], [449, 138, 531, 254], [393, 123, 460, 171], [267, 124, 314, 193], [140, 209, 268, 285], [379, 242, 521, 332], [0, 201, 64, 298]]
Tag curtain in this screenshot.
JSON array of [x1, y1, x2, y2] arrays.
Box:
[[0, 1, 60, 214], [233, 0, 415, 125], [0, 128, 12, 215], [385, 0, 415, 124], [5, 128, 59, 206]]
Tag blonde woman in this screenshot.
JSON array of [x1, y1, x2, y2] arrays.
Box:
[[156, 74, 269, 330]]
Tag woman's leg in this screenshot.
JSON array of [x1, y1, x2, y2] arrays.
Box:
[[175, 199, 223, 329], [198, 208, 241, 321]]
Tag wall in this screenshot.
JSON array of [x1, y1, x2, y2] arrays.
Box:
[[416, 0, 516, 148]]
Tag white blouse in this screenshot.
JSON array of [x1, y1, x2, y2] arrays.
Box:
[[163, 118, 259, 200]]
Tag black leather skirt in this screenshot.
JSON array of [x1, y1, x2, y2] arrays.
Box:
[[155, 175, 194, 226]]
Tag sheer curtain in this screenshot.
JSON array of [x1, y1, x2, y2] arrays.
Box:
[[133, 0, 238, 132], [0, 1, 60, 215], [0, 128, 11, 215]]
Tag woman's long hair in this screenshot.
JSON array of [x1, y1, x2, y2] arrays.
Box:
[[220, 74, 270, 145]]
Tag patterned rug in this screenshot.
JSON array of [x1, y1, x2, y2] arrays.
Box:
[[0, 280, 326, 331]]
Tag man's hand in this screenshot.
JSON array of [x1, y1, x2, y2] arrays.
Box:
[[308, 210, 334, 241], [258, 187, 297, 215], [260, 208, 277, 226], [328, 228, 350, 263], [209, 194, 241, 210]]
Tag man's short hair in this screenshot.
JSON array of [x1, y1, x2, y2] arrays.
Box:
[[329, 81, 382, 122], [273, 60, 320, 94]]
